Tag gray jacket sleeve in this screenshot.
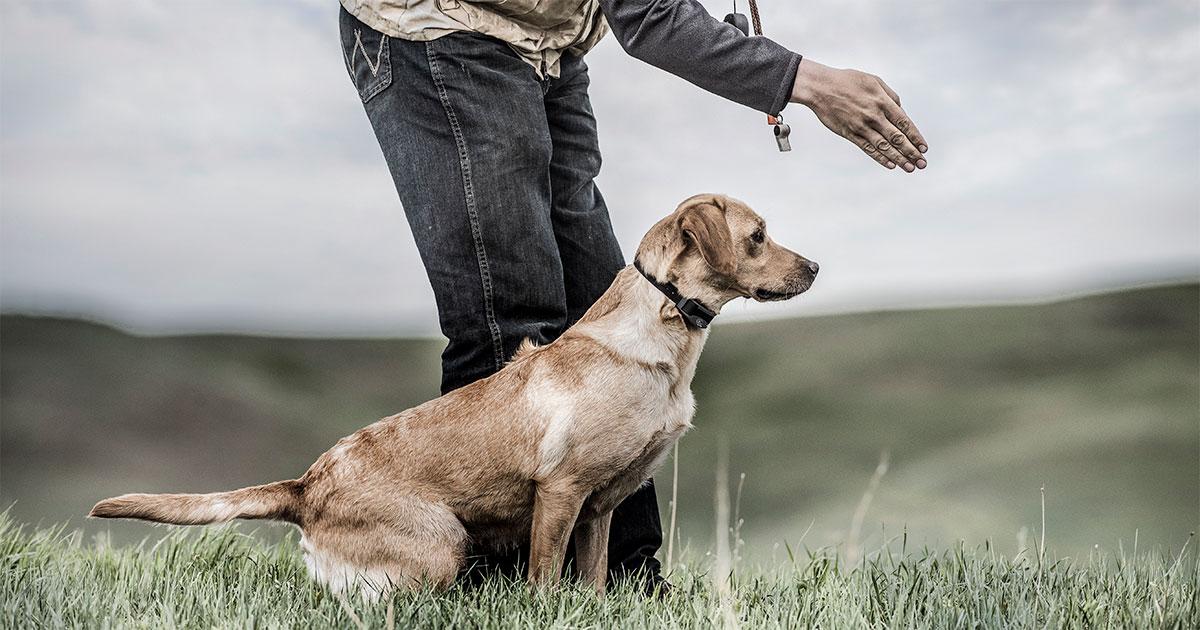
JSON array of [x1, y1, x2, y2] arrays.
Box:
[[599, 0, 802, 115]]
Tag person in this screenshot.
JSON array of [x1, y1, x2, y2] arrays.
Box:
[[337, 0, 926, 591]]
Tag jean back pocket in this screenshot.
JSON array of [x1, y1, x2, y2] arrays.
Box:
[[340, 8, 392, 103]]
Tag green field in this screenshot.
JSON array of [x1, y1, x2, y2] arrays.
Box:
[[2, 515, 1196, 628], [1, 283, 1197, 564]]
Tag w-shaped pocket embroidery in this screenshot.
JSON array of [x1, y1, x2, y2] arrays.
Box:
[[342, 26, 392, 103], [350, 29, 386, 76]]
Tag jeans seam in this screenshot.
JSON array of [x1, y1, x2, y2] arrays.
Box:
[[425, 41, 505, 372]]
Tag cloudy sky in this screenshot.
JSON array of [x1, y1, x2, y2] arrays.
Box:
[[2, 0, 1197, 336]]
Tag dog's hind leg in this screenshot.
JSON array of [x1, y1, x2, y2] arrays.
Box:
[[304, 499, 467, 599]]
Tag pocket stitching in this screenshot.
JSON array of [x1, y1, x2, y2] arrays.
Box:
[[343, 29, 392, 104]]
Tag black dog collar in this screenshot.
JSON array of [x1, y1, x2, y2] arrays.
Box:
[[633, 259, 717, 330]]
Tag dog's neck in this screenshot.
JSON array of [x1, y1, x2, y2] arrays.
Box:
[[570, 266, 710, 385], [633, 260, 716, 331]]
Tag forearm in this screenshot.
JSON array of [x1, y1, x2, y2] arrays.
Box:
[[600, 0, 800, 115], [602, 0, 930, 173]]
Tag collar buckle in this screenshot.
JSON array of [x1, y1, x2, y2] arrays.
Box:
[[675, 298, 714, 330]]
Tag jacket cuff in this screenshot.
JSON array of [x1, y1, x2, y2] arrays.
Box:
[[768, 52, 802, 116]]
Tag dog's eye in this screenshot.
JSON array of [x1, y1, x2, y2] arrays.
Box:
[[750, 229, 765, 244]]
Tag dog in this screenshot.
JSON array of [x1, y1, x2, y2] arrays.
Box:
[[90, 193, 818, 598]]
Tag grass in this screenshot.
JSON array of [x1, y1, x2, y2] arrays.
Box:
[[2, 513, 1196, 628]]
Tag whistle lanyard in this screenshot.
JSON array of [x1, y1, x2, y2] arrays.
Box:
[[724, 0, 792, 152]]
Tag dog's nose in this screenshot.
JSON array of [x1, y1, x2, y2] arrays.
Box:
[[804, 260, 820, 276]]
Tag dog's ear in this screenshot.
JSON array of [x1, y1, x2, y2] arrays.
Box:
[[677, 201, 735, 276]]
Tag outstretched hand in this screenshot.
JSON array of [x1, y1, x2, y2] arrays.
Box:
[[790, 60, 928, 172]]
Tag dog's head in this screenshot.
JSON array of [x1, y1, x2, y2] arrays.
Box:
[[635, 193, 818, 314]]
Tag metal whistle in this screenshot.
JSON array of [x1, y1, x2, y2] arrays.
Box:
[[770, 115, 792, 152]]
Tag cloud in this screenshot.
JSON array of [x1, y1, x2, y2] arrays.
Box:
[[2, 0, 1197, 335]]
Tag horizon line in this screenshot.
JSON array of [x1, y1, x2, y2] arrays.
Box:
[[2, 275, 1195, 341]]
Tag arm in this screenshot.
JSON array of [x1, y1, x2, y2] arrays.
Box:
[[600, 0, 929, 172], [600, 0, 800, 116]]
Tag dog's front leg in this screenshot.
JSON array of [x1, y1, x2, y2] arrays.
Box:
[[528, 480, 585, 588], [573, 510, 611, 595]]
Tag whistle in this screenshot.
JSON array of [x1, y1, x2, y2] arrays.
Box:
[[773, 122, 792, 152]]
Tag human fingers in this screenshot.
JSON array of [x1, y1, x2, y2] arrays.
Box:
[[853, 133, 898, 170], [860, 129, 916, 172], [871, 116, 926, 169], [886, 106, 928, 157]]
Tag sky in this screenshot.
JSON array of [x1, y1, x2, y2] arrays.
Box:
[[1, 0, 1197, 336]]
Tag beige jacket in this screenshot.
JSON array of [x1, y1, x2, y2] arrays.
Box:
[[339, 0, 608, 78]]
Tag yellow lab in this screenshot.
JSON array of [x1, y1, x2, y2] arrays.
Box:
[[91, 193, 818, 598]]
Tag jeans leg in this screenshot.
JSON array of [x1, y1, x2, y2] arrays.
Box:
[[342, 11, 566, 578], [545, 54, 664, 581], [342, 9, 567, 395], [342, 7, 663, 584]]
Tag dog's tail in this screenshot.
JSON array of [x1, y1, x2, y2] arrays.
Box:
[[89, 480, 304, 526]]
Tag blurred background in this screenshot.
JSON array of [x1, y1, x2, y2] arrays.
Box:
[[2, 0, 1197, 560]]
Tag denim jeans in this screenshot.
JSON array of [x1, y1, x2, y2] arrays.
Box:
[[339, 7, 662, 582]]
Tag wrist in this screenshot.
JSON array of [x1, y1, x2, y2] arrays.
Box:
[[790, 59, 830, 107]]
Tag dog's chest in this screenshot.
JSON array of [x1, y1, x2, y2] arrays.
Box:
[[579, 423, 686, 519], [575, 386, 694, 518]]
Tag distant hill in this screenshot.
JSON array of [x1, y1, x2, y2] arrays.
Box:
[[2, 284, 1197, 559]]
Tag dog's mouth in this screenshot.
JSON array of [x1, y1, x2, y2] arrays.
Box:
[[752, 282, 811, 302], [749, 259, 819, 302]]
